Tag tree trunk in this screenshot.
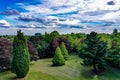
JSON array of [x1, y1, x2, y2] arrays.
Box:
[[93, 63, 97, 73]]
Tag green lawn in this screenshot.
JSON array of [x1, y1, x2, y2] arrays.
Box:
[[0, 55, 120, 80]]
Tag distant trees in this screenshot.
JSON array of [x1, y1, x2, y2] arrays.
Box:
[[106, 29, 120, 68], [28, 41, 39, 61], [44, 31, 60, 43], [107, 46, 120, 68], [29, 34, 48, 58], [0, 39, 12, 70], [11, 30, 30, 78], [47, 38, 59, 57], [60, 42, 69, 60], [47, 37, 71, 58], [113, 28, 118, 35], [52, 47, 65, 66], [79, 32, 107, 72]]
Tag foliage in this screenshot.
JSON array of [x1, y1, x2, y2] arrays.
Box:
[[29, 35, 48, 58], [47, 37, 71, 58], [107, 47, 120, 68], [106, 36, 120, 68], [28, 41, 39, 61], [47, 38, 59, 58], [57, 37, 71, 53], [11, 30, 30, 78], [37, 41, 48, 58], [60, 42, 69, 60], [43, 31, 60, 43], [79, 32, 107, 72], [113, 28, 118, 35], [0, 39, 12, 70], [52, 47, 65, 66]]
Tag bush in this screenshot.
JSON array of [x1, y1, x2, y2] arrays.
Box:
[[60, 42, 69, 60], [52, 47, 65, 66]]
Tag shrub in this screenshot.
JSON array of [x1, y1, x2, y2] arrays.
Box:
[[52, 47, 65, 66], [60, 42, 69, 60]]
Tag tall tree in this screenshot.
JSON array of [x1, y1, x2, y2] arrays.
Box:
[[60, 42, 69, 60], [79, 32, 107, 72], [52, 47, 65, 66], [11, 30, 30, 78]]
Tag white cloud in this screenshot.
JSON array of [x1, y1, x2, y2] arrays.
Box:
[[57, 19, 80, 25], [0, 20, 10, 27]]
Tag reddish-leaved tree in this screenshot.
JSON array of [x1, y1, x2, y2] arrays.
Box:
[[0, 38, 12, 70]]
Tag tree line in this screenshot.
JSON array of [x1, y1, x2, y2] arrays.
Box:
[[0, 29, 120, 77]]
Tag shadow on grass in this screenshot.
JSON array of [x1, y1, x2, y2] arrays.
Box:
[[81, 69, 94, 79], [50, 64, 65, 67], [0, 68, 9, 72], [8, 76, 24, 80]]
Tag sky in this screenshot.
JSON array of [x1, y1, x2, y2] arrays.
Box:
[[0, 0, 120, 35]]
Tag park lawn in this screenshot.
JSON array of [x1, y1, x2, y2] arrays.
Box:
[[0, 55, 120, 80]]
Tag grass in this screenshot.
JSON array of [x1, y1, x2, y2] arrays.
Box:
[[0, 55, 120, 80]]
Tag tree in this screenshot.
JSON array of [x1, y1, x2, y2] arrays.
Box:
[[60, 42, 69, 60], [50, 30, 60, 40], [11, 30, 30, 78], [29, 35, 48, 58], [47, 38, 59, 58], [43, 31, 60, 43], [52, 47, 65, 66], [107, 47, 120, 68], [0, 39, 12, 70], [28, 41, 39, 61], [79, 32, 107, 72], [47, 37, 71, 58], [37, 41, 48, 58], [113, 28, 118, 35], [111, 38, 119, 49], [58, 37, 71, 52]]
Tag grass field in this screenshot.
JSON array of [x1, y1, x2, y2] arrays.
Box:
[[0, 55, 120, 80]]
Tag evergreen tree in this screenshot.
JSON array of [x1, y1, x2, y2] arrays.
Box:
[[79, 32, 107, 72], [60, 42, 69, 60], [52, 47, 65, 66], [11, 30, 30, 78], [113, 28, 118, 35]]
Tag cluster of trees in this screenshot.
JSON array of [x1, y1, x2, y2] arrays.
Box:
[[52, 42, 69, 66], [1, 28, 120, 77], [79, 29, 120, 73]]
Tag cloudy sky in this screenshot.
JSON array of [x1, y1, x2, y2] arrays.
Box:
[[0, 0, 120, 35]]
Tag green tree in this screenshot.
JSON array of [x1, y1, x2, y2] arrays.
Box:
[[50, 30, 60, 39], [11, 30, 30, 78], [60, 42, 69, 60], [43, 31, 60, 43], [113, 28, 118, 35], [79, 32, 107, 72], [52, 47, 65, 66]]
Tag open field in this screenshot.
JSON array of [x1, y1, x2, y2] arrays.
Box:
[[0, 55, 120, 80]]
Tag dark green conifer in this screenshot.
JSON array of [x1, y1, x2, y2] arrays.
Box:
[[11, 30, 30, 78]]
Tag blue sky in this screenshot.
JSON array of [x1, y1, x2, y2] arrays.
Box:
[[0, 0, 120, 35]]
